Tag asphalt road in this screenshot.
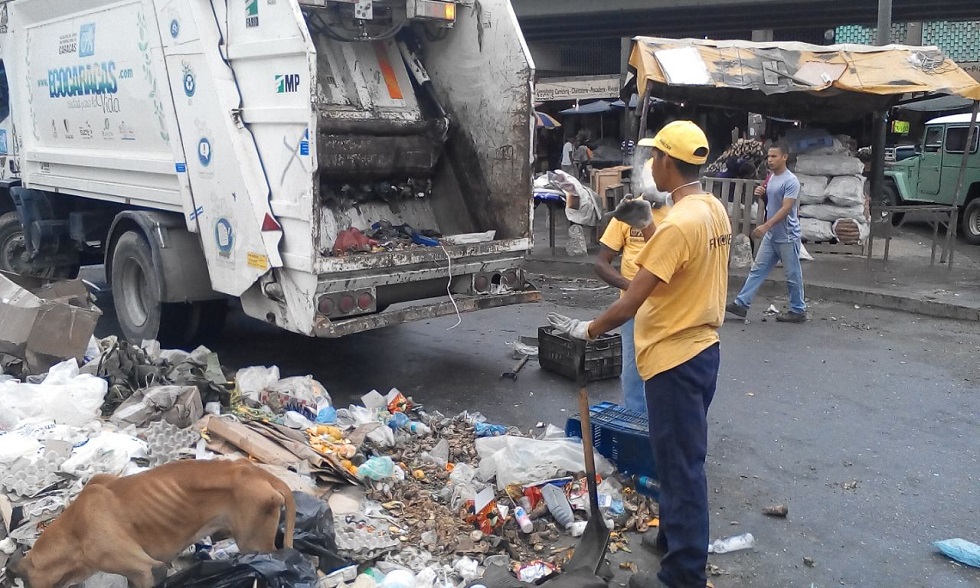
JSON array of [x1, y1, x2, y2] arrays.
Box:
[[86, 268, 980, 587]]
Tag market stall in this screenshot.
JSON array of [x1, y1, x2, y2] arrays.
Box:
[[623, 37, 980, 261]]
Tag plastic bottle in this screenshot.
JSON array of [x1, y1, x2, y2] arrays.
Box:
[[388, 412, 410, 430], [635, 475, 660, 497], [708, 532, 756, 554], [540, 484, 574, 528], [474, 423, 508, 437], [407, 422, 431, 435], [513, 505, 534, 533]]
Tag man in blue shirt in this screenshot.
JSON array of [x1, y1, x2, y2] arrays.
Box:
[[726, 143, 807, 323]]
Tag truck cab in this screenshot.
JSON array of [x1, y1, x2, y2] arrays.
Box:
[[884, 113, 980, 244]]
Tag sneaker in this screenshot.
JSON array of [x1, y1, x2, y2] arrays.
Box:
[[628, 572, 669, 588], [641, 531, 668, 557], [725, 301, 747, 318], [776, 311, 807, 323]]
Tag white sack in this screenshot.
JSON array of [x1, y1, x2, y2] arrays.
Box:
[[799, 203, 866, 223], [800, 218, 836, 242], [796, 174, 829, 205], [795, 154, 864, 176], [825, 175, 866, 207]]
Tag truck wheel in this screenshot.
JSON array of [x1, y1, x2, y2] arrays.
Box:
[[0, 212, 77, 278], [961, 199, 980, 246], [111, 231, 194, 346], [880, 184, 903, 227]]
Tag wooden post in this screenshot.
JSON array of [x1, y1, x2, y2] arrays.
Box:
[[637, 80, 654, 142], [941, 99, 979, 267]]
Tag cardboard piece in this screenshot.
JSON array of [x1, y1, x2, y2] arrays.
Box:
[[202, 415, 301, 467], [0, 271, 101, 374]]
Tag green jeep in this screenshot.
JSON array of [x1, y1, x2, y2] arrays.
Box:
[[884, 113, 980, 245]]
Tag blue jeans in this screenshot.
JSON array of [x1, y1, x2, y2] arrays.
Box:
[[620, 318, 647, 414], [645, 343, 719, 588], [734, 234, 806, 314]]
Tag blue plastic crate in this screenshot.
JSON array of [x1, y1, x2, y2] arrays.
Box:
[[565, 401, 658, 487]]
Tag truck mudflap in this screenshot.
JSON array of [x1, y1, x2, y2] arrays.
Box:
[[312, 290, 541, 338]]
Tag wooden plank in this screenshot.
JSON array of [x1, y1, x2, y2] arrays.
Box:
[[807, 242, 865, 255]]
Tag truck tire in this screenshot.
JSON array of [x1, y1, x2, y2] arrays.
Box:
[[111, 231, 195, 346], [880, 183, 903, 227], [961, 199, 980, 246], [0, 211, 77, 278]]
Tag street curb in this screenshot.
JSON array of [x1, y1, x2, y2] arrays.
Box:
[[734, 275, 980, 322], [523, 257, 980, 321]]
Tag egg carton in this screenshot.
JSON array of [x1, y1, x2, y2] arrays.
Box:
[[0, 451, 68, 498], [139, 420, 201, 467]]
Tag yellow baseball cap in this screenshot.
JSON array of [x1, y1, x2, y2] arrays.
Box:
[[638, 120, 709, 165]]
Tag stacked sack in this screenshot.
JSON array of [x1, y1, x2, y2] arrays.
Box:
[[785, 130, 870, 245]]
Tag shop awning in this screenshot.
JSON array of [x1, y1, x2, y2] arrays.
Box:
[[627, 37, 980, 121]]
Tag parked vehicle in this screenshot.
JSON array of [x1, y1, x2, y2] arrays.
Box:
[[884, 113, 980, 244], [0, 0, 539, 344]]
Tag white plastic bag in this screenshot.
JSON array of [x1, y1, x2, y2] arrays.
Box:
[[795, 174, 829, 205], [0, 359, 107, 430], [794, 154, 864, 176], [0, 432, 41, 464], [824, 175, 866, 207], [60, 430, 149, 480], [235, 366, 280, 403], [475, 435, 614, 490]]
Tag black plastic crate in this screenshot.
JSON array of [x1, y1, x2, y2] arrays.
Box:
[[538, 326, 622, 382], [565, 401, 657, 486]]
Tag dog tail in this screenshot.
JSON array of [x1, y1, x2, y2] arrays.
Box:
[[269, 475, 296, 549]]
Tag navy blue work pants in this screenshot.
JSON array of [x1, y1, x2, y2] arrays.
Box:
[[644, 343, 719, 588]]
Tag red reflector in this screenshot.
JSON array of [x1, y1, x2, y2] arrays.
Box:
[[318, 296, 334, 315], [339, 294, 356, 314], [357, 292, 374, 310], [261, 213, 282, 232]]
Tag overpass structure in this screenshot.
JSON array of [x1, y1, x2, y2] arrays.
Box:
[[512, 0, 980, 42]]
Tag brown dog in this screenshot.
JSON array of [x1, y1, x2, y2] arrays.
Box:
[[7, 459, 296, 588]]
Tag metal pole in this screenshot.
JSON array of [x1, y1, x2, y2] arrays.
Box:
[[941, 99, 980, 267], [876, 0, 892, 45], [868, 110, 888, 262]]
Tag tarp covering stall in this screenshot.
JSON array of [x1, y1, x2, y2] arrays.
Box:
[[626, 37, 980, 121]]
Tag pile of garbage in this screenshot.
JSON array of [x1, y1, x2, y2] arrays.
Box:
[[0, 338, 659, 588]]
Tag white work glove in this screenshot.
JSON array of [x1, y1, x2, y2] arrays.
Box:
[[612, 195, 653, 230], [547, 312, 595, 341]]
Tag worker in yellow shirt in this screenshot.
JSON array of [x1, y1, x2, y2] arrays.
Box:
[[594, 162, 670, 414], [549, 121, 732, 588]]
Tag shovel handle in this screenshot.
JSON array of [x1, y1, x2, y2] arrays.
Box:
[[576, 340, 601, 516]]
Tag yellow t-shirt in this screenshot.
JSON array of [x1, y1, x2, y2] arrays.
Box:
[[599, 206, 671, 282], [632, 193, 732, 380]]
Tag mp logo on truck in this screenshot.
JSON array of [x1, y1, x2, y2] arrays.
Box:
[[276, 74, 300, 94], [245, 0, 259, 27]]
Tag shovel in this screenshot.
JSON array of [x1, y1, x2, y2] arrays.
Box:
[[563, 340, 611, 575]]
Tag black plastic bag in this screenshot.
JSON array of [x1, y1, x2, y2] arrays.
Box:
[[158, 548, 318, 588], [280, 491, 350, 574]]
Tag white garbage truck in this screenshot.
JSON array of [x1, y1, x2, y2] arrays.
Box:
[[0, 0, 539, 344]]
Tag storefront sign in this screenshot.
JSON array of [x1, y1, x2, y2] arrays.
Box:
[[535, 75, 621, 102]]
